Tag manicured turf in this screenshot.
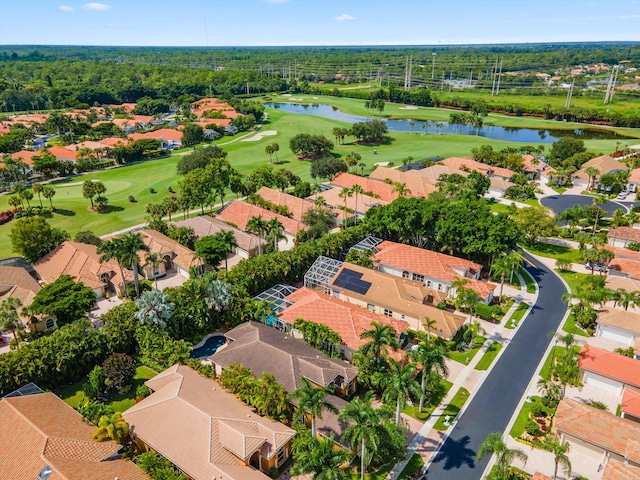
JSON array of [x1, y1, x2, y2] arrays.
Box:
[[556, 269, 595, 293], [475, 341, 503, 371], [403, 378, 453, 421], [525, 242, 583, 264], [562, 313, 589, 337], [509, 395, 554, 439], [58, 365, 157, 413], [538, 345, 580, 381], [433, 387, 471, 431], [448, 335, 486, 365], [518, 267, 537, 294], [398, 454, 425, 480], [505, 302, 531, 329]]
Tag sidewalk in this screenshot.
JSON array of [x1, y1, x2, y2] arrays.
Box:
[[386, 275, 537, 479]]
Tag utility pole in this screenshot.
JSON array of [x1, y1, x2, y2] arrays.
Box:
[[604, 65, 619, 106], [449, 71, 453, 92], [432, 52, 437, 80], [440, 72, 445, 92], [491, 58, 498, 96], [408, 56, 413, 90], [404, 56, 409, 91], [564, 80, 574, 109], [246, 82, 250, 95], [495, 58, 503, 96]]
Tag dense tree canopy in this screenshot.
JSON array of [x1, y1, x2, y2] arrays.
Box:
[[30, 274, 97, 325], [9, 216, 69, 263]]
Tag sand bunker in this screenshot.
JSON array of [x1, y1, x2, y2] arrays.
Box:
[[58, 179, 99, 187], [399, 105, 418, 110], [242, 130, 278, 142], [282, 94, 292, 97]]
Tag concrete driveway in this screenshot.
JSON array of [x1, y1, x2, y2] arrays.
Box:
[[541, 194, 630, 217]]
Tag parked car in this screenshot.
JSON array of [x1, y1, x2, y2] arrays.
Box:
[[585, 261, 607, 272], [616, 192, 628, 200]]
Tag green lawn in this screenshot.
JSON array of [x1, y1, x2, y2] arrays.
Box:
[[510, 395, 555, 439], [505, 302, 530, 329], [403, 378, 453, 421], [398, 454, 425, 480], [433, 387, 471, 431], [475, 341, 503, 371], [448, 335, 486, 365], [525, 242, 582, 264], [518, 267, 536, 294], [539, 345, 580, 381], [556, 269, 594, 293], [58, 365, 157, 413], [562, 313, 589, 337]]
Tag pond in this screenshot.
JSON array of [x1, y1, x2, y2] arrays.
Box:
[[265, 102, 628, 143]]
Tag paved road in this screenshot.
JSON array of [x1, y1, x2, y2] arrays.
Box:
[[540, 194, 634, 217], [425, 252, 567, 480]]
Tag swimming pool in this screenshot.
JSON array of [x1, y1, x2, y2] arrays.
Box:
[[191, 334, 226, 359]]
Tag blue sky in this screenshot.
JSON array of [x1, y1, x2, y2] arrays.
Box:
[[1, 0, 639, 46]]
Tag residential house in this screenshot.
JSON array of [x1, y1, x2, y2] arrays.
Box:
[[331, 172, 399, 203], [603, 459, 640, 480], [438, 157, 516, 196], [112, 116, 153, 133], [10, 150, 40, 170], [531, 473, 552, 480], [608, 226, 640, 248], [368, 166, 438, 198], [194, 118, 231, 129], [554, 398, 640, 467], [0, 265, 55, 332], [34, 241, 131, 298], [170, 215, 265, 258], [0, 392, 148, 480], [572, 155, 627, 188], [123, 365, 296, 480], [326, 262, 466, 340], [225, 125, 240, 135], [372, 240, 495, 303], [191, 98, 239, 119], [308, 186, 387, 224], [622, 388, 640, 423], [521, 154, 556, 182], [255, 186, 315, 222], [46, 146, 78, 163], [109, 102, 137, 113], [128, 128, 183, 149], [137, 229, 200, 279], [216, 200, 307, 251], [578, 344, 640, 396], [278, 287, 409, 361], [595, 308, 640, 347]]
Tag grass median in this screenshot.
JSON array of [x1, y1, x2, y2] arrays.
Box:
[[433, 387, 471, 431]]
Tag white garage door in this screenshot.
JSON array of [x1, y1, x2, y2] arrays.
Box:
[[599, 325, 633, 346], [583, 371, 623, 394]]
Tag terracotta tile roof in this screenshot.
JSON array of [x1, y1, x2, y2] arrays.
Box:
[[97, 137, 128, 147], [609, 226, 640, 244], [123, 365, 295, 480], [521, 155, 556, 175], [191, 98, 239, 118], [128, 128, 183, 142], [64, 141, 107, 151], [212, 321, 358, 393], [11, 113, 50, 124], [622, 388, 640, 418], [279, 287, 409, 360], [138, 229, 199, 272], [574, 155, 628, 181], [112, 116, 152, 129], [608, 257, 640, 279], [255, 187, 316, 222], [606, 274, 640, 293], [636, 338, 640, 357], [328, 263, 465, 340], [368, 166, 438, 197], [171, 215, 265, 256], [440, 156, 516, 179], [372, 241, 493, 299], [629, 168, 640, 184], [109, 102, 137, 113], [596, 308, 640, 335], [47, 146, 78, 161], [308, 186, 387, 222], [531, 473, 553, 480], [603, 459, 640, 480], [194, 118, 232, 128], [0, 392, 147, 480], [554, 398, 640, 459], [0, 265, 42, 326], [216, 200, 307, 236], [606, 244, 640, 261], [578, 344, 640, 388], [10, 149, 41, 167], [331, 172, 399, 203], [34, 241, 131, 290]]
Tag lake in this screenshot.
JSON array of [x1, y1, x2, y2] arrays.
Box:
[[265, 102, 627, 143]]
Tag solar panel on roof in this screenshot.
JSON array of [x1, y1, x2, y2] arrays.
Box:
[[333, 268, 372, 295]]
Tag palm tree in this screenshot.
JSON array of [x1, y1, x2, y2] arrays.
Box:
[[619, 289, 639, 310], [215, 230, 237, 270], [339, 391, 393, 480], [392, 181, 410, 198], [0, 296, 23, 345], [145, 252, 161, 289], [92, 413, 130, 444], [271, 143, 280, 162], [291, 430, 352, 480], [265, 144, 274, 163], [573, 231, 591, 251], [374, 359, 420, 425], [350, 184, 364, 225], [409, 120, 416, 134], [359, 321, 400, 366], [492, 255, 511, 299], [592, 194, 607, 236], [290, 378, 338, 438], [409, 341, 449, 411], [134, 289, 175, 328], [585, 166, 599, 191], [476, 432, 528, 479], [32, 183, 43, 207], [422, 317, 437, 342], [247, 216, 268, 255], [338, 187, 353, 225], [42, 185, 56, 209], [458, 289, 481, 324], [435, 122, 444, 134], [98, 238, 128, 296], [536, 378, 562, 404], [611, 208, 625, 228], [254, 300, 276, 324], [542, 435, 572, 480], [266, 218, 285, 253], [120, 232, 149, 298]]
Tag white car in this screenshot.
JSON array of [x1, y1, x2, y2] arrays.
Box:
[[616, 192, 628, 200]]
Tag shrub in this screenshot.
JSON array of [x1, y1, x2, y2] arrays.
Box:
[[83, 365, 108, 401], [0, 207, 21, 225], [148, 187, 156, 194], [615, 346, 635, 357], [135, 384, 151, 399], [128, 195, 136, 202], [525, 418, 543, 436], [529, 403, 545, 417], [78, 399, 114, 425], [474, 302, 494, 321], [102, 353, 136, 393], [167, 185, 174, 193]]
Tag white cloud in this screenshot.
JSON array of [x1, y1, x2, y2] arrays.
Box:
[[335, 13, 355, 21], [621, 13, 639, 17], [58, 5, 74, 12], [82, 3, 111, 10], [265, 0, 290, 3]]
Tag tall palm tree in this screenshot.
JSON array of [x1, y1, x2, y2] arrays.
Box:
[[120, 232, 149, 298], [392, 181, 410, 198], [92, 413, 129, 444], [359, 321, 400, 366], [254, 300, 276, 324], [338, 187, 353, 226], [592, 194, 607, 236], [247, 216, 268, 255], [585, 166, 599, 191], [134, 289, 175, 328], [0, 296, 23, 345], [145, 252, 161, 289], [42, 185, 56, 210], [374, 359, 421, 425], [32, 183, 43, 207], [291, 430, 352, 480], [339, 391, 393, 480], [536, 378, 562, 404], [422, 316, 437, 342], [266, 218, 285, 253], [289, 378, 338, 438], [350, 184, 364, 225], [265, 144, 274, 163], [409, 341, 450, 411], [98, 237, 128, 295], [476, 432, 528, 479], [619, 289, 639, 310], [611, 208, 625, 228], [542, 435, 572, 480], [492, 254, 511, 299], [214, 230, 237, 270]]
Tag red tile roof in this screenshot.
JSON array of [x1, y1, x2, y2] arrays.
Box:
[[46, 146, 78, 161], [531, 473, 553, 480], [255, 186, 315, 222], [279, 287, 409, 360], [191, 98, 238, 118], [109, 102, 137, 113], [216, 200, 307, 235], [368, 166, 438, 198], [440, 156, 516, 179], [0, 392, 148, 480], [596, 308, 640, 335], [194, 118, 232, 128], [98, 137, 129, 147], [578, 344, 640, 389], [603, 459, 640, 480], [622, 388, 640, 418], [609, 226, 640, 244], [308, 186, 388, 223], [129, 128, 183, 142], [10, 149, 41, 167], [331, 172, 399, 203]]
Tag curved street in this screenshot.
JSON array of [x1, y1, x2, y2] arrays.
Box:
[[425, 252, 568, 480], [540, 193, 632, 216]]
